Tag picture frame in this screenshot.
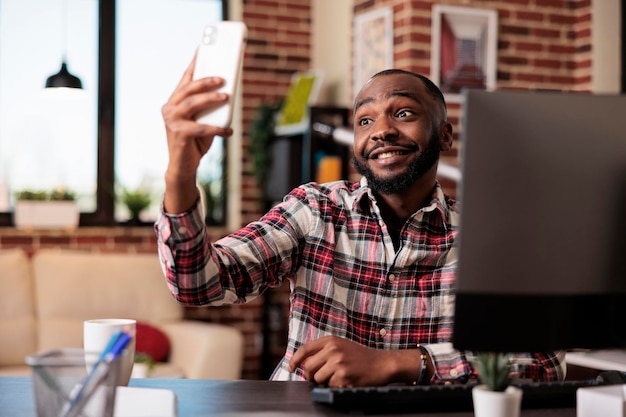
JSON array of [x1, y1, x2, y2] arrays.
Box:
[[353, 7, 394, 96], [430, 5, 498, 102], [273, 70, 323, 136]]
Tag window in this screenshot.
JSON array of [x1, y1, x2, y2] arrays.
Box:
[[0, 0, 99, 219], [0, 0, 226, 226]]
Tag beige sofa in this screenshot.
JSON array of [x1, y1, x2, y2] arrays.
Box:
[[0, 248, 243, 380]]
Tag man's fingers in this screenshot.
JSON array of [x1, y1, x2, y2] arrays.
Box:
[[288, 346, 308, 372], [289, 339, 324, 372], [166, 84, 227, 122]]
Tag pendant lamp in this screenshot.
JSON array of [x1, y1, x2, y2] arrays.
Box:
[[45, 61, 82, 89], [45, 0, 83, 89]]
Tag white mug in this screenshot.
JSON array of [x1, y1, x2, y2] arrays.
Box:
[[83, 318, 136, 386]]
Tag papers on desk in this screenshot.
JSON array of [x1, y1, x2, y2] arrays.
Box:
[[115, 386, 177, 417]]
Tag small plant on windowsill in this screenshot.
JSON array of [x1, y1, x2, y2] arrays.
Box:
[[13, 187, 79, 229], [49, 188, 77, 201], [15, 187, 77, 202], [120, 186, 152, 225], [15, 190, 49, 201]]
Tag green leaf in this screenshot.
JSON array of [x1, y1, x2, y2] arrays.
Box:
[[472, 352, 513, 392], [15, 188, 76, 201], [248, 100, 282, 190], [120, 187, 152, 217]]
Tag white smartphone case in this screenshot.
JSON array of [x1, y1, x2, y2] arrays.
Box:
[[193, 21, 247, 128]]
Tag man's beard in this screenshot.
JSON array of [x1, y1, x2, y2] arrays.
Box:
[[352, 131, 441, 195]]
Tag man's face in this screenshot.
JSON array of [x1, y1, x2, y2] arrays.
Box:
[[351, 73, 446, 195]]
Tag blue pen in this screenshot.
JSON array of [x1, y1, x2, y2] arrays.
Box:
[[58, 331, 133, 417], [99, 329, 123, 362], [105, 331, 132, 361]]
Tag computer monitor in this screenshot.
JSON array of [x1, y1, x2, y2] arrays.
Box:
[[453, 89, 626, 353]]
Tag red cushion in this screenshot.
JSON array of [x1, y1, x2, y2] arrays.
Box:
[[135, 322, 171, 362]]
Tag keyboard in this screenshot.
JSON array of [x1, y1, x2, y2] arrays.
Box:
[[311, 371, 626, 414]]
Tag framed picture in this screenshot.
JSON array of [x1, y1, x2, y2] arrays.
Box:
[[353, 7, 393, 96], [274, 71, 323, 136], [430, 5, 498, 102]]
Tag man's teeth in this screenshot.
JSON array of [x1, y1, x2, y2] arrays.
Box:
[[377, 151, 404, 159]]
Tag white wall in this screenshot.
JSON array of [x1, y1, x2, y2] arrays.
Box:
[[592, 0, 622, 93], [227, 0, 243, 230], [311, 0, 353, 108]]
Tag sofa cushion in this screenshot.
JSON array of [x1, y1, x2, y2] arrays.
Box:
[[136, 321, 171, 362], [0, 249, 37, 366], [32, 249, 184, 353]]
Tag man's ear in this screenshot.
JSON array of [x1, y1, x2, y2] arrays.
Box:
[[439, 120, 453, 151]]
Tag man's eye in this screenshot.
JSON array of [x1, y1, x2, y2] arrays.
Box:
[[358, 118, 371, 126], [397, 110, 413, 118]]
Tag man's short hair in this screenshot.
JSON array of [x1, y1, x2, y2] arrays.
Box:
[[369, 69, 447, 115]]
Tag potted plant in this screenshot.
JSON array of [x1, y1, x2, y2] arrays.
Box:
[[120, 186, 152, 224], [248, 100, 282, 209], [132, 352, 156, 378], [471, 352, 523, 417], [13, 188, 79, 229]]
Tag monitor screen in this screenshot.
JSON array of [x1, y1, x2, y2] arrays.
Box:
[[453, 89, 626, 353]]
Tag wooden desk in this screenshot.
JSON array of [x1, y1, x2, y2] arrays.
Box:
[[0, 376, 578, 417]]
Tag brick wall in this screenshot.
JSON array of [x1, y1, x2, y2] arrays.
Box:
[[0, 228, 158, 257], [0, 0, 595, 381]]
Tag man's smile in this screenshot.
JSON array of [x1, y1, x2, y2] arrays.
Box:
[[373, 150, 408, 160], [366, 143, 418, 160]]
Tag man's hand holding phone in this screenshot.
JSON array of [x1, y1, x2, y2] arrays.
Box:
[[161, 21, 247, 214]]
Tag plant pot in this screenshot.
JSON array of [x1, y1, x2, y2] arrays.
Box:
[[472, 384, 522, 417], [131, 362, 151, 378], [13, 201, 79, 230]]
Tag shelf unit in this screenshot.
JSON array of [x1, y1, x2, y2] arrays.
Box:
[[264, 106, 351, 208]]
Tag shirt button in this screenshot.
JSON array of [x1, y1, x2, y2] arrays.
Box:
[[379, 328, 387, 337], [178, 226, 188, 234], [388, 274, 396, 282], [450, 369, 458, 377]]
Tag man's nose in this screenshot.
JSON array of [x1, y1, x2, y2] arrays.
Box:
[[370, 116, 399, 141]]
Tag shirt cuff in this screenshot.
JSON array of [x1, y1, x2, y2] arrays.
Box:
[[423, 342, 473, 384], [155, 197, 205, 244]]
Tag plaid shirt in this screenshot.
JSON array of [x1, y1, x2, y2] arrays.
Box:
[[155, 178, 565, 384]]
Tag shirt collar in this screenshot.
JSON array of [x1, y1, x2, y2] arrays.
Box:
[[352, 176, 455, 227]]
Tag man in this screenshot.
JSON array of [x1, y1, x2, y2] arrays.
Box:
[[155, 56, 566, 387]]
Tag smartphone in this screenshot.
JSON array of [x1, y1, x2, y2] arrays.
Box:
[[193, 21, 248, 128]]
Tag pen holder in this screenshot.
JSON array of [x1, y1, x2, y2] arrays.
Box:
[[26, 349, 121, 417]]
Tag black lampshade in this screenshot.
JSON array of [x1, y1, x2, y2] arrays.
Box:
[[45, 61, 83, 89]]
